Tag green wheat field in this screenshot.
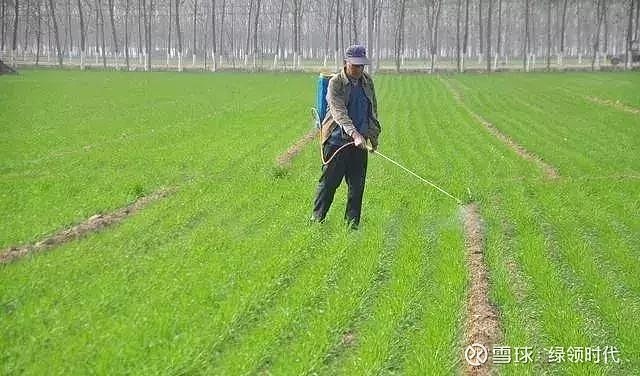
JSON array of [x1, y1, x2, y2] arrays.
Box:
[[1, 70, 638, 375]]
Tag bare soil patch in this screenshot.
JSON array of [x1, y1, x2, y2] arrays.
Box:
[[586, 96, 640, 116], [462, 203, 502, 376], [0, 188, 173, 264], [276, 128, 319, 167]]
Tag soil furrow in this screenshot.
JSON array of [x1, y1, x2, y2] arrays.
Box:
[[0, 188, 173, 264], [276, 128, 319, 167], [462, 203, 502, 376]]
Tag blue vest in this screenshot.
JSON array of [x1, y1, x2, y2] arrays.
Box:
[[328, 80, 370, 146]]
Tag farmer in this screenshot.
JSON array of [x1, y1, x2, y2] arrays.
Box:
[[311, 44, 381, 229]]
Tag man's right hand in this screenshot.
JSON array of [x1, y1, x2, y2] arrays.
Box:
[[351, 131, 366, 149]]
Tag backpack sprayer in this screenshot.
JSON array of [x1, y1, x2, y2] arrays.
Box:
[[312, 73, 462, 205]]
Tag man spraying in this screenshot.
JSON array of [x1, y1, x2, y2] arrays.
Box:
[[311, 45, 381, 229]]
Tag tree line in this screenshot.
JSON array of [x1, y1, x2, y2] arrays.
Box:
[[1, 0, 638, 72]]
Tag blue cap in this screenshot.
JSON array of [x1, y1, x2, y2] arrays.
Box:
[[345, 45, 370, 65]]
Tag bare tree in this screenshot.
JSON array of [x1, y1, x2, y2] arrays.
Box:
[[1, 0, 5, 53], [125, 0, 130, 69], [559, 0, 568, 66], [394, 0, 406, 72], [137, 0, 143, 65], [218, 0, 225, 67], [244, 0, 253, 66], [292, 0, 302, 69], [77, 0, 86, 69], [633, 0, 640, 42], [546, 0, 551, 71], [523, 0, 529, 71], [142, 0, 149, 70], [11, 0, 18, 66], [486, 0, 492, 72], [592, 0, 605, 70], [65, 0, 72, 58], [426, 0, 442, 73], [493, 0, 502, 70], [23, 0, 31, 59], [36, 0, 42, 64], [147, 0, 153, 71], [211, 0, 218, 72], [167, 0, 172, 66], [47, 0, 63, 67], [478, 0, 483, 63], [335, 0, 340, 69], [175, 0, 183, 70], [626, 0, 635, 69], [252, 0, 262, 69], [97, 0, 107, 68], [462, 0, 470, 71], [456, 0, 462, 72], [108, 0, 119, 69], [192, 0, 197, 66], [273, 0, 284, 68], [351, 0, 357, 44]]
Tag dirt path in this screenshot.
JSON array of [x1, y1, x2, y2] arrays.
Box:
[[276, 128, 319, 167], [585, 96, 640, 116], [462, 203, 502, 376], [0, 188, 173, 264], [441, 78, 560, 180]]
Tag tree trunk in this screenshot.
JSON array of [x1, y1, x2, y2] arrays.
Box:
[[192, 0, 197, 66], [252, 0, 261, 70], [602, 0, 608, 56], [66, 0, 72, 58], [626, 0, 635, 69], [211, 0, 216, 71], [486, 0, 492, 73], [97, 0, 107, 68], [77, 0, 85, 69], [335, 0, 340, 70], [47, 0, 63, 67], [493, 0, 501, 70], [176, 0, 182, 71], [546, 0, 551, 71], [146, 0, 153, 71], [463, 0, 470, 71], [366, 0, 374, 73], [395, 0, 406, 73], [23, 0, 31, 59], [274, 0, 284, 69], [478, 0, 483, 63], [635, 0, 639, 41], [218, 0, 225, 68], [592, 0, 605, 71], [36, 0, 42, 64], [11, 0, 18, 67], [1, 0, 5, 53], [559, 0, 568, 67], [168, 0, 172, 66], [456, 0, 462, 72], [523, 0, 529, 72], [108, 0, 119, 69], [138, 0, 143, 65], [576, 0, 582, 64], [244, 0, 253, 66], [351, 0, 358, 44], [125, 0, 130, 70], [96, 2, 100, 64], [430, 0, 442, 73]]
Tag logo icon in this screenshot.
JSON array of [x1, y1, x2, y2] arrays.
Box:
[[465, 343, 488, 366]]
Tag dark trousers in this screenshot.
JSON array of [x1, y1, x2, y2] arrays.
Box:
[[312, 143, 368, 225]]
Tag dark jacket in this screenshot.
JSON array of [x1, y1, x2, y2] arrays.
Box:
[[320, 68, 381, 147]]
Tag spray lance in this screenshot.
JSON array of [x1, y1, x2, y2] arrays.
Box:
[[312, 73, 462, 206]]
